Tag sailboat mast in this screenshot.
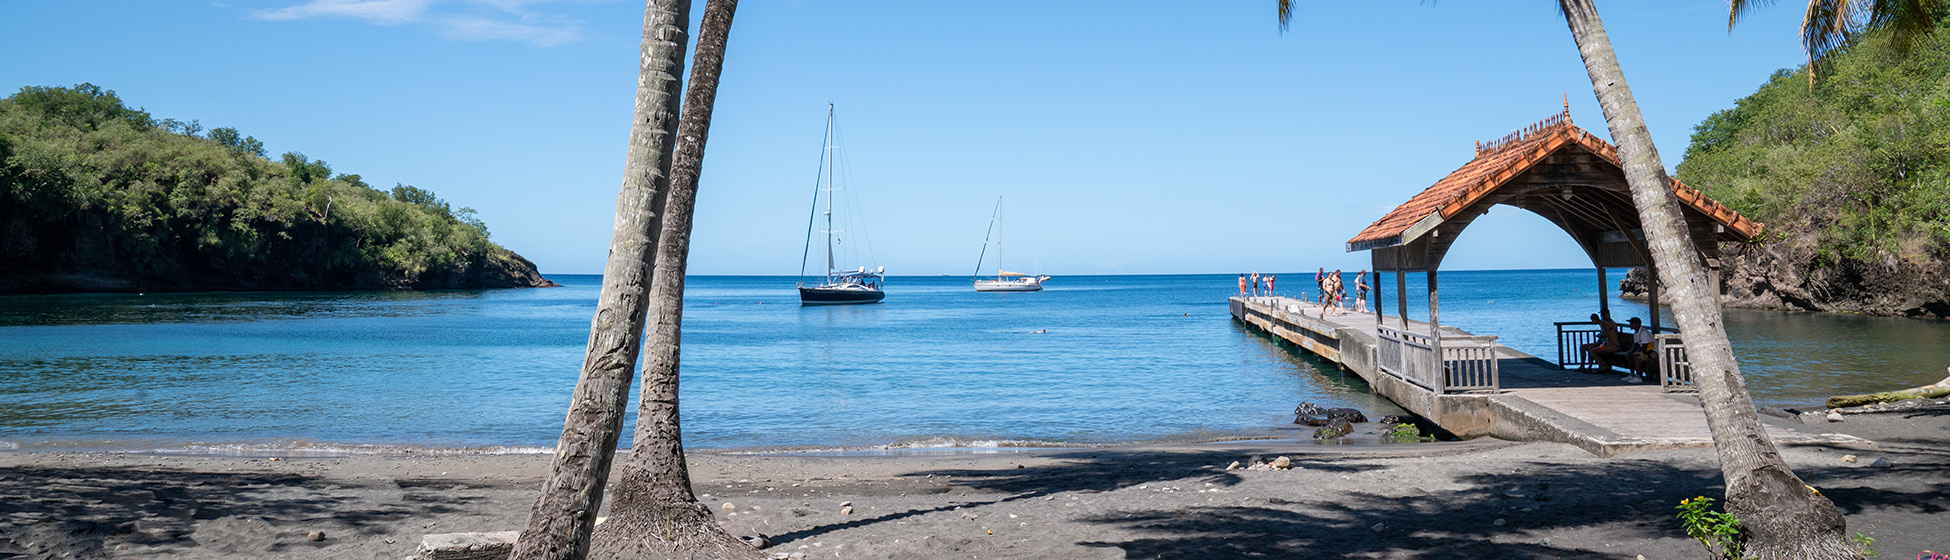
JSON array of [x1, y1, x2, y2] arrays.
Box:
[[995, 197, 1003, 279], [823, 103, 836, 282]]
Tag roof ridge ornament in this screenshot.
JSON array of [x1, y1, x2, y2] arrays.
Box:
[[1473, 102, 1576, 157]]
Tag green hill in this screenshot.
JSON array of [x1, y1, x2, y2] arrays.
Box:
[[1676, 17, 1950, 318], [0, 84, 553, 293]]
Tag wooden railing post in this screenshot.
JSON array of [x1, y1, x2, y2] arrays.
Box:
[[1428, 268, 1443, 393]]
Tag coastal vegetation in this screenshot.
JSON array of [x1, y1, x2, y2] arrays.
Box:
[[0, 84, 551, 293], [1678, 11, 1950, 319]]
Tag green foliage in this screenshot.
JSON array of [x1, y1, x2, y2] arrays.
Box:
[[1853, 532, 1877, 557], [1675, 496, 1747, 560], [1386, 423, 1420, 438], [0, 84, 507, 287], [1677, 16, 1950, 264], [1669, 15, 1950, 265]]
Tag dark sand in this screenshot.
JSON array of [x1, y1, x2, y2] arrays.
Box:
[[2, 401, 1944, 559]]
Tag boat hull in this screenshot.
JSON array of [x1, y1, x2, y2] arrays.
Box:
[[974, 281, 1042, 292], [799, 286, 886, 305]]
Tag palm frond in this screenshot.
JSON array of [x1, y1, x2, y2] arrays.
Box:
[[1867, 0, 1939, 55], [1278, 0, 1293, 33], [1801, 0, 1859, 63]]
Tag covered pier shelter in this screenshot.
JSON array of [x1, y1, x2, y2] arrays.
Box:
[[1225, 107, 1860, 455], [1349, 105, 1762, 394]]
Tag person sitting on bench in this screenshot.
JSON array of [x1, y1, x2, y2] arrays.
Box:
[[1580, 312, 1622, 373], [1623, 317, 1656, 380]]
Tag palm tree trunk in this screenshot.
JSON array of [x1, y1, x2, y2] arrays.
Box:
[[586, 0, 755, 557], [1557, 1, 1856, 557], [509, 0, 690, 558]]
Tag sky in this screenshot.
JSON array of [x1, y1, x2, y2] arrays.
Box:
[[1, 1, 1812, 276]]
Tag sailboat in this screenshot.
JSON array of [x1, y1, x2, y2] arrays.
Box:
[[798, 104, 886, 305], [971, 197, 1050, 292]]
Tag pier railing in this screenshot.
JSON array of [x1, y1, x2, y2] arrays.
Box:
[[1657, 334, 1694, 392], [1378, 325, 1501, 393]]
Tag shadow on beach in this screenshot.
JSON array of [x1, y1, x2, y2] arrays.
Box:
[[0, 462, 512, 559], [758, 435, 1950, 559]]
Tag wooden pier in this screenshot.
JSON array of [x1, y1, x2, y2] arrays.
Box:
[[1231, 296, 1867, 456]]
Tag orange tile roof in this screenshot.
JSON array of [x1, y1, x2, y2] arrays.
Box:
[[1346, 110, 1761, 251]]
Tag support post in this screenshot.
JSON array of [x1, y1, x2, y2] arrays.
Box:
[[1373, 271, 1382, 327], [1648, 262, 1661, 333], [1428, 267, 1443, 392], [1597, 266, 1610, 317], [1395, 268, 1408, 329], [1708, 264, 1722, 308]]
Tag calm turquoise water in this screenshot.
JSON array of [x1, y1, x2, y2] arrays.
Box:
[[2, 271, 1946, 453]]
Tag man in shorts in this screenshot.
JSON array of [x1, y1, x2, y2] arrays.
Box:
[[1353, 270, 1370, 313]]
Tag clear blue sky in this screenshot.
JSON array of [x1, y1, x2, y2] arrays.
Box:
[[2, 1, 1810, 275]]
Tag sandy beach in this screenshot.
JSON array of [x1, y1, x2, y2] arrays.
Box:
[[2, 399, 1944, 559]]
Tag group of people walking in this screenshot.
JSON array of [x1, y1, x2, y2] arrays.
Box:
[[1237, 269, 1371, 317]]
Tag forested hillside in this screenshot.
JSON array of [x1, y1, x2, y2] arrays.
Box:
[[0, 85, 554, 293], [1676, 16, 1950, 319]]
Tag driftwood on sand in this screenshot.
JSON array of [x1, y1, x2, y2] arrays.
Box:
[[1826, 368, 1950, 408]]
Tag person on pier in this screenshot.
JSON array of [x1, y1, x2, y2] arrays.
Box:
[[1353, 270, 1370, 313], [1251, 272, 1261, 297], [1238, 273, 1248, 297], [1623, 317, 1654, 382], [1314, 268, 1326, 306], [1266, 274, 1275, 297], [1324, 270, 1345, 316], [1580, 312, 1623, 373]]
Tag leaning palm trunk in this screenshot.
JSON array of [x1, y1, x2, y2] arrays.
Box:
[[587, 1, 755, 557], [510, 1, 691, 558], [1558, 1, 1856, 557]]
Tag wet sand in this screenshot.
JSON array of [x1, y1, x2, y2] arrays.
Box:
[[2, 403, 1945, 559]]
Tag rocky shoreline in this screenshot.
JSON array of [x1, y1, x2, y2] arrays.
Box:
[[1617, 241, 1950, 319]]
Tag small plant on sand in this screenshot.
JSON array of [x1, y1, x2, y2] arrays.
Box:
[[1385, 423, 1421, 439], [1675, 496, 1746, 560], [1850, 532, 1875, 557]]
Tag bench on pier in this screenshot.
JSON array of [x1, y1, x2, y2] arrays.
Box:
[[1554, 321, 1695, 392]]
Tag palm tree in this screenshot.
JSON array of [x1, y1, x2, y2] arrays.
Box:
[[1279, 1, 1858, 556], [510, 0, 692, 558], [586, 0, 757, 557], [1729, 0, 1942, 86]]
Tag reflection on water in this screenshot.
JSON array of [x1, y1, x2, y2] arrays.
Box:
[[0, 289, 490, 326]]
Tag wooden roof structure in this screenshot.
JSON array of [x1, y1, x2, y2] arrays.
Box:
[[1349, 105, 1761, 272]]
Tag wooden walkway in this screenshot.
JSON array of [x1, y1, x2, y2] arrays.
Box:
[[1232, 296, 1869, 455]]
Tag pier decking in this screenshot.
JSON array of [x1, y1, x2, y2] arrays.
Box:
[[1231, 296, 1867, 456]]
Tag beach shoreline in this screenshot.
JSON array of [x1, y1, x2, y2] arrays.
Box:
[[4, 402, 1944, 559]]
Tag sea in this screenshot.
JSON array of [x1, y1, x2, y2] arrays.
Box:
[[2, 270, 1947, 455]]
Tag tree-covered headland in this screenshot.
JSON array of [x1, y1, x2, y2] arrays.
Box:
[[1677, 14, 1950, 318], [0, 84, 553, 293]]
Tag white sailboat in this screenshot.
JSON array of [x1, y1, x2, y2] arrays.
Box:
[[798, 104, 885, 305], [971, 197, 1049, 292]]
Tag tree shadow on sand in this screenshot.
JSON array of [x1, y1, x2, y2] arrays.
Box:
[[889, 448, 1787, 558], [0, 464, 489, 559]]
